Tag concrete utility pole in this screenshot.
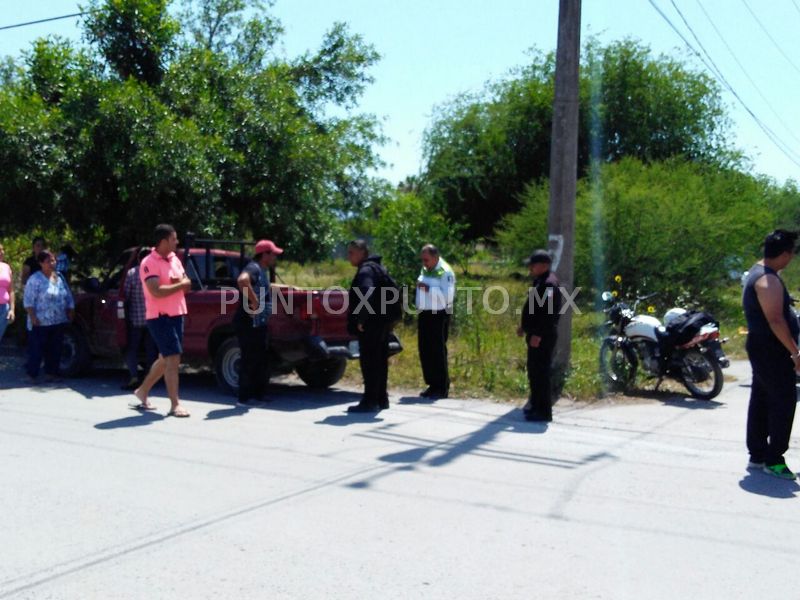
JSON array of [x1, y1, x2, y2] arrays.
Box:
[[547, 0, 581, 379]]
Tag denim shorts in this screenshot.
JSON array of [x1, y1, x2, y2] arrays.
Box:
[[146, 315, 184, 357]]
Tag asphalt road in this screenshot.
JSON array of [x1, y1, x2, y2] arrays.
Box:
[[0, 351, 798, 600]]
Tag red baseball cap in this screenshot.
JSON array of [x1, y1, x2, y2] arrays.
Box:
[[254, 239, 284, 255]]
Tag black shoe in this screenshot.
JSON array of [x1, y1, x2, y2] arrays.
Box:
[[428, 389, 448, 399], [347, 402, 379, 413], [524, 411, 552, 423], [236, 398, 252, 407], [420, 387, 433, 398], [378, 398, 390, 410]]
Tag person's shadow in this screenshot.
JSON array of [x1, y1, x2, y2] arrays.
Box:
[[95, 410, 165, 430], [739, 472, 799, 498], [205, 405, 250, 420], [315, 413, 385, 426]]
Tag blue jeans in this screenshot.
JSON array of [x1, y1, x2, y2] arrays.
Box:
[[27, 324, 65, 378], [0, 304, 9, 344]]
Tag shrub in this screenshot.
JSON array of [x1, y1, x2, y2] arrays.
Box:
[[496, 158, 785, 308], [373, 192, 468, 287]]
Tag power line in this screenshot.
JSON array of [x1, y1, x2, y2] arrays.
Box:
[[648, 0, 800, 168], [692, 0, 800, 146], [740, 0, 800, 78], [0, 12, 87, 33]]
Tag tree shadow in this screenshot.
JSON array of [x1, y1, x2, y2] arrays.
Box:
[[739, 472, 799, 498]]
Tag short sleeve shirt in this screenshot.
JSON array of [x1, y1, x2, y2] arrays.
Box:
[[235, 261, 271, 328], [139, 250, 188, 320], [123, 266, 147, 327], [0, 262, 11, 305], [23, 271, 75, 330]]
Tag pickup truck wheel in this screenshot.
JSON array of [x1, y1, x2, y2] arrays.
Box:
[[296, 357, 347, 389], [60, 325, 91, 377], [214, 337, 241, 396]]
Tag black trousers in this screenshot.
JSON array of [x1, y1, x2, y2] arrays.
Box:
[[526, 335, 556, 418], [746, 338, 797, 466], [418, 311, 450, 393], [359, 321, 390, 405], [236, 323, 269, 402]]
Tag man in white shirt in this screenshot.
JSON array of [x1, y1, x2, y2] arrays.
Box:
[[415, 244, 455, 398]]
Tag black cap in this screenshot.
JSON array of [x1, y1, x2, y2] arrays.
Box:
[[524, 249, 552, 265], [764, 229, 798, 259]]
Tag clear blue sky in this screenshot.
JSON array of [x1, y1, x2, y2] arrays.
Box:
[[1, 1, 798, 185]]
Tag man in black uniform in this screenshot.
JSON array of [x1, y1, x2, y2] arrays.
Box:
[[517, 250, 562, 422], [742, 230, 800, 480], [235, 239, 282, 406], [346, 239, 392, 413]]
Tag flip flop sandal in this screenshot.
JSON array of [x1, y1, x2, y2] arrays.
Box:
[[129, 403, 157, 411], [166, 409, 190, 418]]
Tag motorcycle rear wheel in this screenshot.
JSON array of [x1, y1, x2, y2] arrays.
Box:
[[681, 349, 723, 400]]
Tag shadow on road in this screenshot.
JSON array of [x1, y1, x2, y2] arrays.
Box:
[[369, 407, 577, 470], [397, 395, 437, 406], [94, 410, 165, 430], [622, 388, 725, 409], [205, 405, 250, 420], [739, 472, 799, 498], [315, 413, 385, 426], [342, 407, 608, 490]]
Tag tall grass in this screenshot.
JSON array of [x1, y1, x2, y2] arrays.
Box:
[[336, 259, 757, 403]]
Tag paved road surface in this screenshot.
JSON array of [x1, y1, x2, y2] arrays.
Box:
[[0, 354, 798, 599]]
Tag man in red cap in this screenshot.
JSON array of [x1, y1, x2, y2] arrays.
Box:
[[234, 239, 283, 405]]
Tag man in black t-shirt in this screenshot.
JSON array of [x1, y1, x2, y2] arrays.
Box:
[[21, 237, 46, 285], [235, 239, 282, 405]]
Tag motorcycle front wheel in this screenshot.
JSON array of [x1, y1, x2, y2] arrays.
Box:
[[599, 338, 637, 391], [681, 349, 723, 400]]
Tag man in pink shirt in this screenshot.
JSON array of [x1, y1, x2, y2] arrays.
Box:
[[133, 224, 192, 417]]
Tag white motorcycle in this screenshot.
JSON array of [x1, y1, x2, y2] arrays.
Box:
[[599, 292, 729, 400]]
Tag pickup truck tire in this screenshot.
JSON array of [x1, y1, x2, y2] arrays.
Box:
[[60, 325, 91, 377], [214, 336, 241, 396], [296, 357, 347, 389]]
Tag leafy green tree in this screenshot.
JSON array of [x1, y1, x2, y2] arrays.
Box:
[[0, 0, 385, 261], [83, 0, 180, 85], [373, 192, 467, 287], [179, 0, 282, 70], [422, 39, 733, 239]]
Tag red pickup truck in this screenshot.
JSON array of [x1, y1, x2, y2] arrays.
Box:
[[61, 241, 401, 394]]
